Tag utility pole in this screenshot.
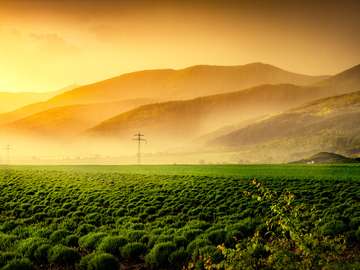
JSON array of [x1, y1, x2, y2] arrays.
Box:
[[3, 145, 12, 165], [133, 133, 146, 164]]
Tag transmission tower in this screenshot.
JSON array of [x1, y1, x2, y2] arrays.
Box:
[[133, 133, 146, 164], [3, 145, 12, 165]]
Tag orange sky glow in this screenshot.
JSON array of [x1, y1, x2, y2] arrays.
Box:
[[0, 0, 359, 92]]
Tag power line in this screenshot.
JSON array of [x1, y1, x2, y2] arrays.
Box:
[[3, 144, 12, 165], [133, 133, 146, 164]]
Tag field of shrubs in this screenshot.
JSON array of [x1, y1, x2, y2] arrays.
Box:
[[0, 165, 359, 270]]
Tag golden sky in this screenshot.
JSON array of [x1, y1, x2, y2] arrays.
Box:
[[0, 0, 360, 92]]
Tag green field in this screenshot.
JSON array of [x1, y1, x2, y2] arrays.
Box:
[[0, 165, 359, 270]]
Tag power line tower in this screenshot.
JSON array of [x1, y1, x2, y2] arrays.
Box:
[[133, 133, 146, 164], [3, 145, 12, 165]]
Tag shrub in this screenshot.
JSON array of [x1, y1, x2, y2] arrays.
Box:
[[77, 224, 96, 236], [49, 229, 69, 243], [197, 245, 223, 263], [129, 223, 145, 230], [349, 217, 360, 229], [207, 229, 227, 245], [1, 258, 33, 270], [121, 242, 147, 259], [16, 238, 49, 260], [127, 230, 146, 242], [85, 213, 102, 226], [97, 236, 128, 255], [320, 220, 347, 236], [87, 253, 119, 270], [0, 221, 17, 232], [77, 253, 95, 270], [145, 241, 177, 269], [79, 232, 107, 251], [0, 233, 18, 250], [0, 252, 16, 268], [64, 235, 79, 247], [34, 244, 51, 263], [168, 248, 189, 269], [48, 244, 80, 265], [355, 227, 360, 241], [174, 236, 188, 247], [182, 229, 203, 241], [227, 217, 258, 238], [186, 239, 211, 254]]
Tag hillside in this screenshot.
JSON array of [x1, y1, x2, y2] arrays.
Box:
[[315, 64, 360, 94], [2, 99, 152, 138], [0, 85, 75, 114], [210, 91, 360, 161], [47, 63, 327, 105], [85, 84, 339, 147], [291, 152, 360, 164], [0, 63, 325, 126]]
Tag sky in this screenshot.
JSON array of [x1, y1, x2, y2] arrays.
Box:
[[0, 0, 360, 92]]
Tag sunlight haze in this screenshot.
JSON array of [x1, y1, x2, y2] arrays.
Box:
[[1, 0, 359, 92]]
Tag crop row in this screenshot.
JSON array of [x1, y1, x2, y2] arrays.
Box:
[[0, 169, 359, 269]]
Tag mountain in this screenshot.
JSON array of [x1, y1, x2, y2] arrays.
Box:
[[0, 85, 76, 114], [46, 63, 328, 106], [210, 91, 360, 161], [0, 63, 325, 126], [2, 99, 152, 139], [85, 84, 340, 148], [290, 152, 360, 164], [315, 64, 360, 94]]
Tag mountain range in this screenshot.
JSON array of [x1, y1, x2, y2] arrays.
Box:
[[0, 63, 326, 126], [0, 62, 359, 162]]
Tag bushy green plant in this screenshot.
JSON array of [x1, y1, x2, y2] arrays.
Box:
[[0, 252, 16, 268], [47, 244, 80, 265], [127, 230, 146, 242], [320, 220, 347, 236], [0, 233, 18, 250], [49, 229, 69, 243], [207, 229, 227, 245], [34, 244, 51, 263], [77, 253, 95, 270], [96, 236, 128, 255], [197, 245, 224, 263], [1, 258, 33, 270], [76, 224, 96, 236], [121, 242, 147, 259], [145, 241, 176, 269], [16, 238, 49, 260], [64, 235, 79, 247], [79, 232, 107, 251], [87, 253, 118, 270], [186, 239, 211, 254], [168, 248, 189, 269], [174, 236, 188, 247]]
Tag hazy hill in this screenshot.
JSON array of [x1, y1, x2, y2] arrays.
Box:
[[0, 85, 76, 114], [291, 152, 360, 164], [2, 99, 152, 138], [210, 91, 360, 161], [85, 84, 339, 147], [47, 63, 327, 105], [0, 63, 325, 126], [316, 64, 360, 94]]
